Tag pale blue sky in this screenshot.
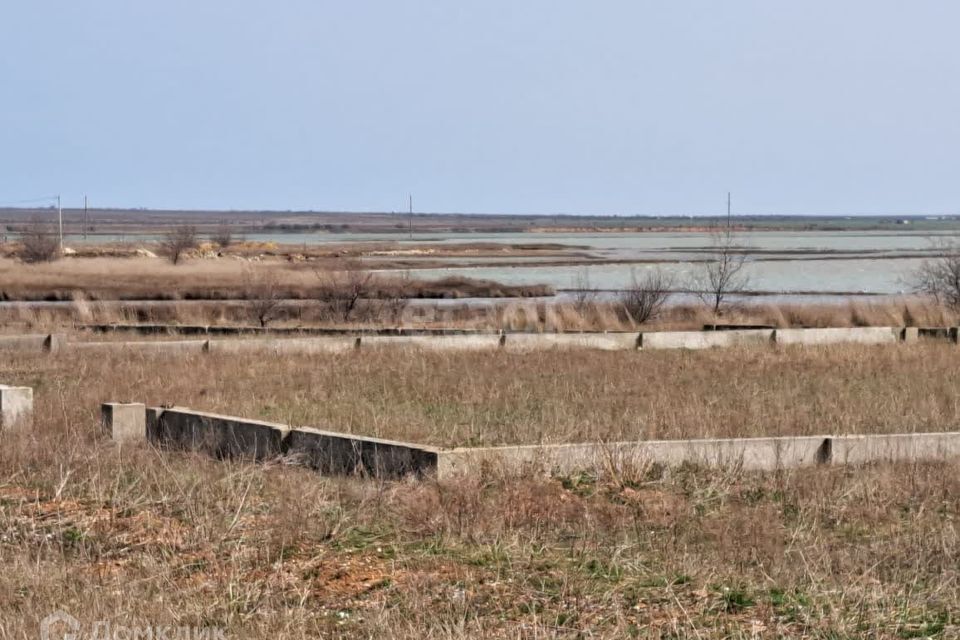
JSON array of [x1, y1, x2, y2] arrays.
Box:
[[2, 2, 958, 215]]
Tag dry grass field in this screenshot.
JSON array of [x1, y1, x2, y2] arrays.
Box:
[[3, 342, 960, 447], [0, 344, 959, 637], [0, 256, 551, 302]]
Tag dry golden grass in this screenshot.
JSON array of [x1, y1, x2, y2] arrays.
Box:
[[0, 256, 298, 299], [523, 298, 959, 333], [2, 342, 960, 448], [3, 296, 956, 341], [0, 257, 550, 302], [1, 346, 959, 637], [3, 255, 955, 334], [0, 411, 958, 637]]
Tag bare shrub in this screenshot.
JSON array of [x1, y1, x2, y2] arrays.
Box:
[[571, 268, 597, 313], [693, 228, 750, 314], [19, 224, 60, 263], [910, 241, 960, 309], [619, 268, 673, 325], [245, 269, 284, 327], [160, 225, 199, 265], [211, 225, 233, 249], [314, 265, 375, 322]]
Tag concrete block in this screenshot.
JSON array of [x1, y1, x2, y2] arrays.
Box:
[[775, 327, 899, 346], [640, 330, 774, 350], [206, 337, 359, 355], [436, 435, 831, 479], [44, 333, 67, 353], [360, 335, 503, 351], [901, 327, 919, 343], [503, 333, 639, 352], [146, 407, 163, 441], [286, 427, 440, 478], [70, 340, 209, 355], [0, 334, 49, 353], [831, 432, 960, 465], [147, 407, 288, 461], [0, 385, 33, 431], [101, 402, 146, 442]]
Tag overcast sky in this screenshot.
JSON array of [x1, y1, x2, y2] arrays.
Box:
[[2, 1, 958, 215]]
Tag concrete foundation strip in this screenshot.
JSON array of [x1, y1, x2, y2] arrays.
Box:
[[0, 333, 65, 353], [100, 403, 960, 480], [0, 324, 943, 355]]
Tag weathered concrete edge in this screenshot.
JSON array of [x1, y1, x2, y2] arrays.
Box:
[[640, 329, 774, 350], [435, 431, 960, 479], [832, 432, 960, 463], [148, 406, 290, 431], [774, 326, 900, 345], [147, 406, 289, 461], [361, 335, 504, 351], [504, 332, 639, 351], [141, 406, 960, 481], [146, 406, 440, 477], [0, 325, 949, 355], [286, 426, 441, 477], [436, 435, 831, 478], [207, 337, 359, 354], [288, 425, 443, 453]]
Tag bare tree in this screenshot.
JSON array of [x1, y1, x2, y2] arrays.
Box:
[[693, 228, 750, 314], [245, 269, 284, 327], [571, 268, 597, 313], [19, 223, 60, 263], [619, 268, 673, 325], [314, 264, 375, 322], [910, 241, 960, 309], [160, 225, 198, 265], [211, 225, 233, 250]]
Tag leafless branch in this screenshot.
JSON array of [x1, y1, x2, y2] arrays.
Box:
[[693, 228, 751, 314], [910, 240, 960, 309], [314, 263, 375, 322], [571, 268, 597, 313], [19, 221, 60, 263], [619, 268, 673, 325], [160, 225, 198, 265], [211, 225, 233, 250], [245, 269, 284, 327]]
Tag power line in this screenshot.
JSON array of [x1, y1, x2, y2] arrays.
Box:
[[0, 195, 60, 208]]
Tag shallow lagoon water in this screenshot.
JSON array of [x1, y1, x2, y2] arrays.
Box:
[[362, 230, 947, 294], [74, 229, 955, 296], [396, 258, 921, 295]]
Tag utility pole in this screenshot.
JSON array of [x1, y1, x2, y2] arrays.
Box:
[[408, 194, 413, 240], [83, 195, 88, 240], [57, 194, 63, 251], [726, 192, 732, 229]]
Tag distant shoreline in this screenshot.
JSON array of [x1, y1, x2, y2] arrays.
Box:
[[2, 206, 959, 236]]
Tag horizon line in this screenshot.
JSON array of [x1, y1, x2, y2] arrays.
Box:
[[0, 206, 956, 219]]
